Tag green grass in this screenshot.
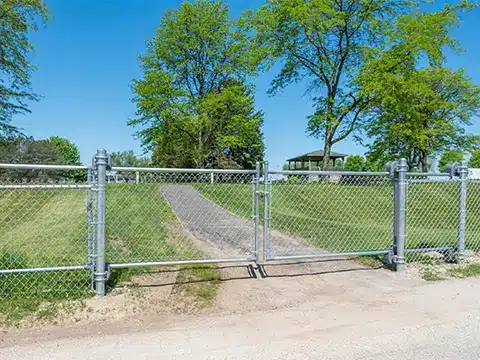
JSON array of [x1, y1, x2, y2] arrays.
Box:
[[421, 270, 445, 281], [0, 183, 207, 322], [448, 263, 480, 278], [106, 183, 202, 264], [195, 181, 480, 254], [172, 265, 221, 307]]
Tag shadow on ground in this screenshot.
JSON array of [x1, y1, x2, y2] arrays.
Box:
[[131, 259, 383, 289]]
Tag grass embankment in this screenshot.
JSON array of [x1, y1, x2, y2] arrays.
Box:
[[0, 183, 218, 323], [195, 180, 480, 256]]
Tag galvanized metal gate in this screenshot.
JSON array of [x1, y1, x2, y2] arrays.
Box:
[[0, 149, 473, 298]]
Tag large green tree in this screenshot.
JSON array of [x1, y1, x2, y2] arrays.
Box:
[[0, 0, 48, 136], [362, 67, 480, 171], [130, 0, 263, 169], [244, 0, 475, 169], [438, 149, 464, 173], [47, 136, 81, 165]]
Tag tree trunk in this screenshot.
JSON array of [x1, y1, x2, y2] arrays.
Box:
[[322, 140, 331, 170], [420, 150, 428, 172]]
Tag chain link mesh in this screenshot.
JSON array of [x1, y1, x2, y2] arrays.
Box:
[[405, 175, 461, 263], [0, 169, 91, 297], [266, 172, 393, 258], [466, 179, 480, 256], [105, 170, 257, 265]]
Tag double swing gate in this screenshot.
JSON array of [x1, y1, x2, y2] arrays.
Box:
[[0, 149, 478, 297]]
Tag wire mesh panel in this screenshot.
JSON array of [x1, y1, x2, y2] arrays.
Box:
[[265, 171, 393, 259], [0, 167, 91, 297], [465, 179, 480, 257], [405, 175, 460, 262], [106, 169, 257, 266]]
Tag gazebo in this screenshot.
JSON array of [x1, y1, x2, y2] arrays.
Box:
[[286, 150, 347, 170]]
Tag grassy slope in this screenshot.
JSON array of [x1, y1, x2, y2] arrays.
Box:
[[0, 183, 216, 322], [196, 181, 480, 254]]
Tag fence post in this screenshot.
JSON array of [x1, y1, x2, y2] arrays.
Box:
[[94, 149, 108, 296], [457, 161, 468, 262], [263, 161, 269, 262], [393, 158, 407, 272], [254, 162, 261, 264], [136, 171, 140, 184]]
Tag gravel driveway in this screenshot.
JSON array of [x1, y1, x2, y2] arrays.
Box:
[[160, 185, 316, 259]]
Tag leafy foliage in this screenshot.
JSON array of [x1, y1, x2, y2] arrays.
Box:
[[344, 155, 366, 172], [47, 136, 81, 165], [469, 149, 480, 169], [110, 150, 151, 167], [244, 0, 477, 170], [362, 66, 480, 172], [0, 136, 82, 180], [0, 0, 48, 136], [130, 0, 263, 169], [244, 0, 416, 168], [438, 149, 464, 173]]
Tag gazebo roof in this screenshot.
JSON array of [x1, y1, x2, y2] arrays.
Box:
[[287, 150, 348, 162]]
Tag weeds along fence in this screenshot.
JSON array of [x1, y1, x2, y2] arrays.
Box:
[[1, 150, 479, 298]]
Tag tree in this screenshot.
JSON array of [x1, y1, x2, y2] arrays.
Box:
[[47, 136, 81, 165], [361, 67, 480, 172], [130, 0, 263, 169], [469, 149, 480, 168], [344, 155, 366, 172], [110, 150, 151, 168], [244, 0, 475, 169], [0, 0, 48, 136], [438, 149, 464, 173], [0, 137, 61, 180]]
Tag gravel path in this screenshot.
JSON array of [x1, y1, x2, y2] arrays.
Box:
[[160, 185, 316, 259]]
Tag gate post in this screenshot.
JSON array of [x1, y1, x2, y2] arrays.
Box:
[[254, 162, 261, 264], [94, 149, 108, 296], [392, 158, 407, 272], [263, 161, 269, 262], [457, 161, 468, 262]]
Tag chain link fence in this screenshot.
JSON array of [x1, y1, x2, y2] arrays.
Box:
[[1, 151, 480, 298], [105, 168, 258, 269], [0, 165, 92, 298], [264, 170, 393, 260]]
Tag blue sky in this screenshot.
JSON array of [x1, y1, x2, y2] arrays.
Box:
[[14, 0, 480, 168]]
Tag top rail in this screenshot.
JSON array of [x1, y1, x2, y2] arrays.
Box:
[[0, 163, 88, 171], [268, 169, 389, 176], [111, 166, 257, 174], [406, 172, 451, 177]]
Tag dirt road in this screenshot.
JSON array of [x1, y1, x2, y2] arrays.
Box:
[[2, 262, 479, 360]]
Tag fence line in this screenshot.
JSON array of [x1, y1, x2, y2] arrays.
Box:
[[0, 151, 478, 298]]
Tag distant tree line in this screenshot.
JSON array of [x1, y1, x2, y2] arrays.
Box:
[[0, 136, 83, 181]]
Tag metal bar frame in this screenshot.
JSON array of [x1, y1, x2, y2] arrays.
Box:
[[0, 184, 92, 189], [109, 258, 255, 269], [112, 166, 256, 174], [0, 265, 89, 274], [0, 164, 88, 170], [269, 169, 389, 176], [268, 250, 391, 262]]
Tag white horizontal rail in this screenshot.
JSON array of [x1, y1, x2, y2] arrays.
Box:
[[0, 184, 91, 189], [0, 163, 88, 171]]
